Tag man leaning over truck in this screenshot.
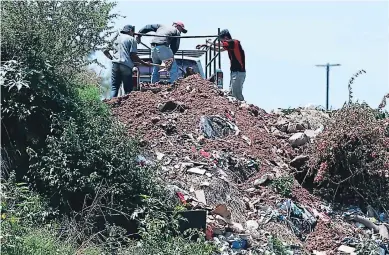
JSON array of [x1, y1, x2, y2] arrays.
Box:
[[103, 25, 150, 98], [197, 29, 246, 101], [136, 22, 187, 84]]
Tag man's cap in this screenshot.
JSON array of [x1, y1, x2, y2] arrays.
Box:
[[219, 29, 231, 39], [121, 25, 135, 33], [173, 21, 187, 34]]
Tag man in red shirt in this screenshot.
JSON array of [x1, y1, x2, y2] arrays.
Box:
[[197, 29, 246, 101]]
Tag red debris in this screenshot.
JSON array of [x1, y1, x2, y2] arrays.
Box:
[[199, 149, 211, 158]]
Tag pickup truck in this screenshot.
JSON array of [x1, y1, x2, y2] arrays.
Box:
[[117, 47, 222, 95], [136, 49, 206, 82]]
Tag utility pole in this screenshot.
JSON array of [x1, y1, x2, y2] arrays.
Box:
[[315, 63, 341, 110]]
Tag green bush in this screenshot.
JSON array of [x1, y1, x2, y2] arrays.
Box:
[[1, 1, 213, 253], [27, 84, 163, 213], [1, 0, 117, 180], [1, 0, 165, 226]]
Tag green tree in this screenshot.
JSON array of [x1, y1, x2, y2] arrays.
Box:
[[1, 0, 117, 179]]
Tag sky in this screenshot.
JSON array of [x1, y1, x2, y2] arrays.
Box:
[[92, 0, 389, 112]]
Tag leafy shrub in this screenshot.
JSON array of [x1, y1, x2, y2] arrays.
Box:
[[268, 236, 289, 255], [1, 0, 117, 180], [27, 85, 163, 213], [271, 175, 294, 197], [1, 1, 117, 73], [306, 103, 389, 209], [2, 0, 165, 224]]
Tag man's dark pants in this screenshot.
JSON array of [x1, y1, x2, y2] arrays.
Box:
[[111, 63, 133, 98]]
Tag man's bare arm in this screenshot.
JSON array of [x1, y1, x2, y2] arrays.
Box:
[[209, 45, 226, 52], [206, 40, 223, 48], [196, 43, 226, 52], [130, 52, 151, 66]]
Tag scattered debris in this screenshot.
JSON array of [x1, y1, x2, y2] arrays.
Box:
[[199, 115, 239, 139], [158, 100, 185, 112], [290, 155, 309, 168], [156, 152, 165, 161], [245, 220, 259, 231], [195, 190, 207, 205], [338, 245, 356, 254], [187, 167, 206, 175], [253, 174, 273, 188], [106, 75, 388, 254]]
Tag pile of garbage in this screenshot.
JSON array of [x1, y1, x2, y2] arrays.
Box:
[[106, 75, 388, 254]]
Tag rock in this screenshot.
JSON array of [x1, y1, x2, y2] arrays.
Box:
[[156, 152, 165, 160], [242, 135, 252, 146], [290, 155, 309, 168], [313, 251, 327, 255], [245, 188, 256, 192], [151, 116, 161, 124], [289, 132, 309, 147], [253, 174, 273, 187], [230, 222, 244, 233], [287, 122, 304, 133], [301, 120, 311, 129], [187, 167, 206, 175], [245, 220, 259, 231], [315, 124, 325, 135], [181, 162, 194, 169], [205, 172, 213, 178], [158, 101, 185, 112], [304, 129, 317, 139], [272, 129, 285, 138], [200, 181, 210, 187], [337, 245, 356, 254], [212, 204, 232, 223], [276, 119, 288, 132]]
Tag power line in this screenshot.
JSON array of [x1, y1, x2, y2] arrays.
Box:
[[315, 63, 341, 110]]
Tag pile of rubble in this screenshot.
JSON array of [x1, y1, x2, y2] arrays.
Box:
[[106, 75, 388, 255]]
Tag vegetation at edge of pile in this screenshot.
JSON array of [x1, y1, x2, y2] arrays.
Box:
[[1, 174, 217, 255], [1, 1, 216, 254], [305, 102, 389, 210]]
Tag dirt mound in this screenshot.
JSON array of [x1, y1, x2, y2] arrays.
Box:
[[105, 75, 385, 254], [107, 75, 278, 165]]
